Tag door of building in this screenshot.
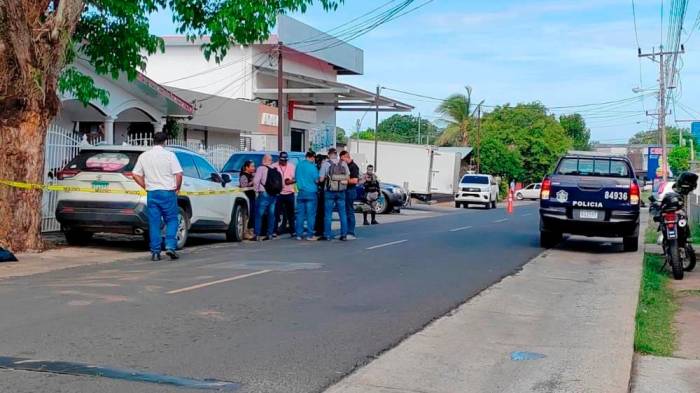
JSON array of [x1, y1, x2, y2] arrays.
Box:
[[291, 128, 305, 152]]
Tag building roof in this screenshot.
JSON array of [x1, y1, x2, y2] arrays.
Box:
[[253, 66, 413, 112]]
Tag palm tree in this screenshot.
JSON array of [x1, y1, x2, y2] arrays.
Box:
[[435, 86, 478, 146]]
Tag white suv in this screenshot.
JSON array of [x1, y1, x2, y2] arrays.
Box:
[[55, 145, 249, 249], [454, 174, 499, 209]]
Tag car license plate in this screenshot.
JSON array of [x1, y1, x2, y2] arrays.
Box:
[[91, 181, 109, 191], [579, 210, 599, 220]]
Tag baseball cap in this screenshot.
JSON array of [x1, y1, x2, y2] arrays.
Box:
[[279, 151, 289, 161]]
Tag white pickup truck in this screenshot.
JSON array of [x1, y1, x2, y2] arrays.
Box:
[[454, 174, 499, 209]]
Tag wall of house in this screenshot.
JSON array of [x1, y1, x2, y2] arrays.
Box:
[[207, 131, 240, 147], [144, 45, 255, 99]]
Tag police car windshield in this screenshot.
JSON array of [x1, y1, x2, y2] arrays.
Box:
[[461, 175, 489, 184], [556, 158, 630, 178]]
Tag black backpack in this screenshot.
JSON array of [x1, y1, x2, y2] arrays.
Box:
[[263, 166, 283, 196]]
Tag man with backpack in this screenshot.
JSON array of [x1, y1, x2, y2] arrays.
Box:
[[253, 154, 283, 241], [318, 148, 349, 241]]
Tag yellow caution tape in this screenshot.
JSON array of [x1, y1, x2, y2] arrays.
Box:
[[0, 180, 251, 197]]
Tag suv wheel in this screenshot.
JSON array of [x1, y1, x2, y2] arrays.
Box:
[[455, 201, 461, 208], [491, 199, 497, 209], [226, 203, 248, 242], [623, 236, 638, 252], [540, 231, 562, 248], [64, 229, 93, 246], [484, 199, 492, 209], [174, 207, 189, 250]]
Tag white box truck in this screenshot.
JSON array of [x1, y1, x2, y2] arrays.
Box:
[[346, 139, 467, 199]]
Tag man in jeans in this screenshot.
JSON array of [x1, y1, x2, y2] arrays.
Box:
[[253, 154, 277, 241], [294, 151, 319, 240], [132, 132, 183, 261], [273, 151, 296, 237], [319, 148, 349, 241], [340, 150, 359, 239]]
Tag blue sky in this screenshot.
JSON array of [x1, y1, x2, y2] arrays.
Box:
[[149, 0, 700, 143]]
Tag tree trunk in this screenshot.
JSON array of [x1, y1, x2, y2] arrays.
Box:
[[0, 107, 50, 252]]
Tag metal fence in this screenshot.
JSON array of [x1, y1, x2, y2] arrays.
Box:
[[124, 132, 240, 169], [42, 124, 90, 232]]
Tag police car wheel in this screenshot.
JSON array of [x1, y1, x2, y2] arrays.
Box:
[[540, 231, 561, 248], [623, 236, 638, 252]]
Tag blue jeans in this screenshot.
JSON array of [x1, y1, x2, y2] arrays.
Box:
[[345, 188, 357, 236], [255, 192, 277, 237], [147, 190, 179, 254], [295, 190, 318, 238], [324, 191, 347, 239]]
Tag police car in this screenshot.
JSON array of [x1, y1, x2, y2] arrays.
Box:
[[539, 152, 640, 251]]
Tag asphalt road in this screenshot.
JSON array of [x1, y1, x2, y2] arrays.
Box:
[[0, 203, 541, 393]]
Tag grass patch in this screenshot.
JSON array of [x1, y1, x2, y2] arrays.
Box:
[[634, 254, 678, 356], [645, 222, 658, 244], [692, 223, 700, 244]]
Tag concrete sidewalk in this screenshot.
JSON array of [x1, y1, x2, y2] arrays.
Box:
[[325, 235, 644, 393]]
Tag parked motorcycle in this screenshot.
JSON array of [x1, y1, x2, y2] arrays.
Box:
[[648, 172, 698, 280]]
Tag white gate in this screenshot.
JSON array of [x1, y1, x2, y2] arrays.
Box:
[[42, 124, 85, 232]]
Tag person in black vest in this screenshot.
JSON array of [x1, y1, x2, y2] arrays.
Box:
[[239, 160, 257, 240], [361, 164, 381, 225]]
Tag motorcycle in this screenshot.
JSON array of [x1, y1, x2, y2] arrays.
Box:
[[648, 172, 698, 280]]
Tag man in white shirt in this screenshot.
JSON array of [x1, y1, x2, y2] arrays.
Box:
[[132, 132, 183, 261]]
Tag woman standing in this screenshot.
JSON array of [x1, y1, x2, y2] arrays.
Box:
[[239, 160, 257, 240]]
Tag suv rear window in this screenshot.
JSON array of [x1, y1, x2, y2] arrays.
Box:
[[556, 158, 631, 178], [64, 150, 141, 173], [222, 154, 279, 173], [461, 175, 489, 184]]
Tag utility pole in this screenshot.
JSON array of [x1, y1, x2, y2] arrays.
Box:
[[374, 85, 380, 170], [639, 45, 684, 181], [476, 104, 482, 173], [355, 118, 361, 153], [417, 112, 421, 145], [277, 42, 284, 151]]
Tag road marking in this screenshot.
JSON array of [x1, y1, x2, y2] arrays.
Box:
[[167, 270, 272, 295], [521, 213, 532, 217], [366, 239, 408, 250], [449, 226, 473, 232], [493, 218, 509, 223]]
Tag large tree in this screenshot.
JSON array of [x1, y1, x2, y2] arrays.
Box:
[[559, 113, 591, 150], [481, 103, 572, 182], [0, 0, 342, 251], [435, 87, 478, 147]]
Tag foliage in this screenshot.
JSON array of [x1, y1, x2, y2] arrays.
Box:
[[628, 127, 694, 147], [559, 113, 591, 150], [163, 117, 183, 139], [634, 254, 677, 356], [479, 136, 523, 181], [481, 102, 572, 182], [58, 0, 344, 106], [435, 87, 477, 146], [668, 146, 691, 172], [336, 126, 347, 145], [376, 114, 438, 144], [348, 115, 438, 145]]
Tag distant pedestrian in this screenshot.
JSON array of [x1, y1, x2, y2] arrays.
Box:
[[239, 160, 257, 240], [253, 154, 282, 241], [340, 151, 360, 239], [361, 165, 381, 225], [132, 132, 183, 261], [319, 148, 349, 241], [273, 152, 296, 237], [295, 151, 319, 240]]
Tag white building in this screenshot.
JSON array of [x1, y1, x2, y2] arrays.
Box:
[[55, 58, 194, 144], [144, 15, 412, 152]]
